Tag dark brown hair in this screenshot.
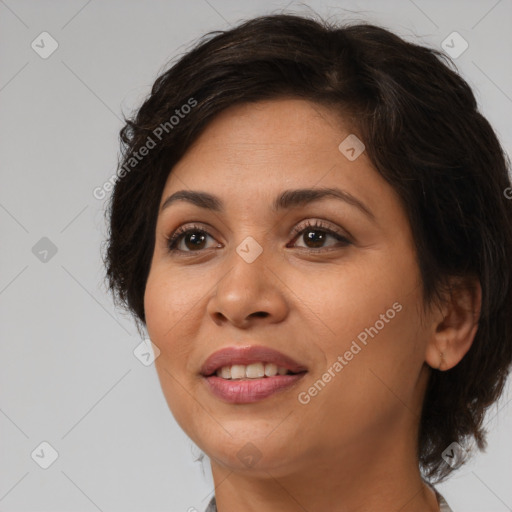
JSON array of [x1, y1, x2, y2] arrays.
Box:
[[104, 13, 512, 482]]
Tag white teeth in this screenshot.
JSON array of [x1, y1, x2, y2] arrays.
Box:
[[215, 362, 291, 379], [230, 364, 246, 380], [220, 366, 231, 379], [264, 363, 278, 377], [246, 362, 265, 378]]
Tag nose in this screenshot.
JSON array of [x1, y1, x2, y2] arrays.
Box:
[[206, 246, 289, 328]]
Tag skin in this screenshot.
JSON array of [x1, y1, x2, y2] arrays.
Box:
[[144, 98, 481, 512]]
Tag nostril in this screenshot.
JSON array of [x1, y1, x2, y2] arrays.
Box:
[[251, 311, 268, 318]]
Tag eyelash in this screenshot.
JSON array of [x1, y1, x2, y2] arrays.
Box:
[[165, 220, 352, 254]]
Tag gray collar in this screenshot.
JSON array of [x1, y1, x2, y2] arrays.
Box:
[[204, 495, 216, 512], [204, 490, 454, 511]]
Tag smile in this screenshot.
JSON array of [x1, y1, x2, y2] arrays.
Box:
[[200, 345, 308, 403]]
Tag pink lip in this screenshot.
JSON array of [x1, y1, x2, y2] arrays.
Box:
[[199, 345, 308, 376], [203, 373, 306, 404], [199, 345, 308, 404]]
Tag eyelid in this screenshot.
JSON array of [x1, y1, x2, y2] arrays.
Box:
[[289, 218, 352, 242]]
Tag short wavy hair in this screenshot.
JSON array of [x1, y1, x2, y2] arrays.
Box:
[[104, 13, 512, 482]]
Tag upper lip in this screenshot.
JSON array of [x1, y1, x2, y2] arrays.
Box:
[[200, 345, 308, 376]]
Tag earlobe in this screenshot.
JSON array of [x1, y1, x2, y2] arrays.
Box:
[[425, 277, 482, 371], [437, 351, 445, 371]]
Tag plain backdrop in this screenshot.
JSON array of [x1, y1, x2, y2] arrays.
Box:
[[1, 1, 511, 511]]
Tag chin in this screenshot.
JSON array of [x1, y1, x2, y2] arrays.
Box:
[[197, 428, 303, 475]]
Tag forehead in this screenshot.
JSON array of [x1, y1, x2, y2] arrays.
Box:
[[179, 98, 350, 164], [159, 98, 398, 221], [166, 99, 353, 177]]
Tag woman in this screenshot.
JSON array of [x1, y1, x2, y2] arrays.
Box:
[[105, 13, 512, 512]]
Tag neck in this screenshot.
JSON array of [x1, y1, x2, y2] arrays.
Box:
[[209, 419, 439, 512]]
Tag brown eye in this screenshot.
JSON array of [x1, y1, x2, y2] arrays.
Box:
[[302, 229, 329, 248], [179, 231, 208, 251], [289, 220, 352, 250], [167, 225, 219, 252], [167, 220, 351, 255]]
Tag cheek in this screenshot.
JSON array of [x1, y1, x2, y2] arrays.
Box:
[[144, 269, 193, 374], [143, 270, 202, 428], [144, 264, 206, 338], [326, 295, 426, 424], [299, 249, 425, 404], [345, 261, 425, 388], [297, 302, 426, 448], [144, 275, 172, 343], [288, 254, 414, 355]]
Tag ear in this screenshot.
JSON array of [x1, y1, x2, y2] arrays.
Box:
[[424, 276, 482, 371]]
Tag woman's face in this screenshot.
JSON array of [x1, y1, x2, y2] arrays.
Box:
[[144, 98, 433, 476]]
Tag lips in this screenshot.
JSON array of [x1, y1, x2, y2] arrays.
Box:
[[200, 345, 308, 377], [200, 344, 308, 404]]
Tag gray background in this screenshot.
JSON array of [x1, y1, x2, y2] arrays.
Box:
[[1, 1, 511, 511]]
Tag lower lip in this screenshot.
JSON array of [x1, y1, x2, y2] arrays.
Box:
[[203, 373, 307, 404]]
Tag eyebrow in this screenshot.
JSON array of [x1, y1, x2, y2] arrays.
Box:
[[160, 187, 376, 222]]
